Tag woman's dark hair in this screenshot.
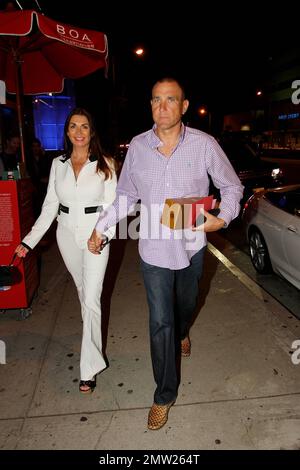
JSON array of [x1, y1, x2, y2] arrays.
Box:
[[63, 107, 112, 180]]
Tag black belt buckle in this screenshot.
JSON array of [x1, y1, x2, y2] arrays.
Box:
[[84, 206, 103, 214], [58, 203, 69, 214]]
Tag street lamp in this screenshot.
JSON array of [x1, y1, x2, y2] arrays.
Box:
[[134, 48, 144, 56], [198, 106, 211, 133], [254, 89, 264, 132], [109, 46, 147, 150]]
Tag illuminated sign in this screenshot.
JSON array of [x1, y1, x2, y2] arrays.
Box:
[[278, 113, 300, 120]]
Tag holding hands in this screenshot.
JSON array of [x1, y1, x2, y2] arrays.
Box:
[[88, 229, 108, 254]]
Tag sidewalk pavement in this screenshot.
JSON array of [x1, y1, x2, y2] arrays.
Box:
[[0, 237, 300, 450]]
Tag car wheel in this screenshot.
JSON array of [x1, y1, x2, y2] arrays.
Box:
[[249, 229, 272, 274]]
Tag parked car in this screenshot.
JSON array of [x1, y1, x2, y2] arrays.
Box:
[[242, 184, 300, 289], [217, 136, 284, 203]]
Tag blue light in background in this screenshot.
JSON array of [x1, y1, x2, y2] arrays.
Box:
[[278, 112, 300, 121], [33, 95, 75, 150]]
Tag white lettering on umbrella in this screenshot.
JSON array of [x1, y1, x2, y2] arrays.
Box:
[[69, 29, 79, 39], [56, 24, 92, 43]]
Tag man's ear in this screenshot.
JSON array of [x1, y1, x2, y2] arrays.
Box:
[[182, 99, 189, 115]]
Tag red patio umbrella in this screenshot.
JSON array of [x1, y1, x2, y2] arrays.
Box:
[[0, 9, 108, 164]]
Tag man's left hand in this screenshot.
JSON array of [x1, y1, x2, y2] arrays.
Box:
[[192, 209, 226, 233]]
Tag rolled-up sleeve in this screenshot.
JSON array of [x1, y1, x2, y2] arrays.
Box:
[[95, 147, 139, 234], [206, 138, 244, 226], [102, 168, 117, 240]]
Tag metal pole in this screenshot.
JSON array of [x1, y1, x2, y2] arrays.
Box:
[[14, 54, 26, 164]]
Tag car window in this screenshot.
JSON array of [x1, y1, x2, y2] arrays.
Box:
[[285, 191, 300, 215], [265, 190, 300, 215], [265, 192, 287, 209]]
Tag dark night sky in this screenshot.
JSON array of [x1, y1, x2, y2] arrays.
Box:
[[36, 1, 294, 99], [2, 1, 300, 143]]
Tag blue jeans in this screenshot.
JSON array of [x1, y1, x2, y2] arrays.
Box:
[[140, 247, 206, 405]]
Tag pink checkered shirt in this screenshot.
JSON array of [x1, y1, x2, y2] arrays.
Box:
[[96, 125, 243, 269]]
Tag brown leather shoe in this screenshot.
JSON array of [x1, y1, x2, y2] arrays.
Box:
[[147, 401, 175, 430], [181, 336, 191, 357]]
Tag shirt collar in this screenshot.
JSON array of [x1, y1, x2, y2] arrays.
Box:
[[60, 154, 97, 163], [148, 123, 186, 149]]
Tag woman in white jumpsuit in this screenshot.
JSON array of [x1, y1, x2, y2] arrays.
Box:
[[15, 108, 117, 394]]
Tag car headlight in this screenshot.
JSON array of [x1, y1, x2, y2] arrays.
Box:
[[271, 168, 282, 179]]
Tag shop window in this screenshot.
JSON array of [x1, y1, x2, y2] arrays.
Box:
[[33, 95, 75, 150]]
